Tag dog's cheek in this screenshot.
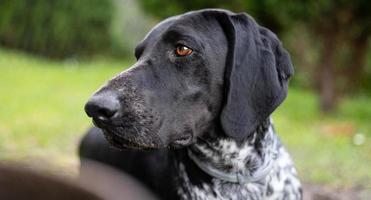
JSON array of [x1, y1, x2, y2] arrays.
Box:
[[195, 111, 213, 135], [181, 102, 212, 138]]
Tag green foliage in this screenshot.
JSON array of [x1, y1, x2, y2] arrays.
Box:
[[109, 0, 152, 57], [137, 0, 292, 33], [138, 0, 371, 35], [0, 0, 113, 58]]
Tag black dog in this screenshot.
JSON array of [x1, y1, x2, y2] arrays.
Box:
[[80, 9, 302, 200]]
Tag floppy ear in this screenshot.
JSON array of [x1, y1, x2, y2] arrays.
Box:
[[216, 11, 294, 141]]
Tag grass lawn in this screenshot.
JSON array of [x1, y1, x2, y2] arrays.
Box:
[[0, 48, 370, 188], [0, 49, 128, 173], [274, 90, 371, 188]]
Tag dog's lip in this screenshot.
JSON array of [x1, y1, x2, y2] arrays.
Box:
[[90, 118, 132, 148], [171, 134, 193, 147], [105, 134, 128, 149], [107, 134, 142, 150], [91, 118, 164, 149], [101, 128, 158, 150], [103, 130, 141, 149], [92, 117, 118, 130], [92, 118, 106, 128]]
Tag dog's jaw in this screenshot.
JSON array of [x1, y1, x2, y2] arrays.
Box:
[[189, 121, 274, 176]]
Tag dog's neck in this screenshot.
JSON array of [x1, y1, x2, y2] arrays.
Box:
[[187, 119, 277, 183]]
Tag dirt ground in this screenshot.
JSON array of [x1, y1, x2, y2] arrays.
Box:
[[303, 182, 370, 200]]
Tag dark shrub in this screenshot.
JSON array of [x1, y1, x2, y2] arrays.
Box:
[[0, 0, 113, 58]]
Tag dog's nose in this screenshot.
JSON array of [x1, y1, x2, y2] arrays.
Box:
[[85, 92, 121, 121]]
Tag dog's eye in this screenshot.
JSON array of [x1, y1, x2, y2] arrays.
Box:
[[175, 45, 193, 56]]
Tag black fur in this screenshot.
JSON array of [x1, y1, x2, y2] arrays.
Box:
[[217, 12, 294, 141], [81, 9, 301, 200]]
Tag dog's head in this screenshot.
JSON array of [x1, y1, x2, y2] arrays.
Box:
[[85, 9, 293, 149]]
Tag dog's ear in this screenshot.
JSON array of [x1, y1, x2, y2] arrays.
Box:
[[215, 11, 294, 141]]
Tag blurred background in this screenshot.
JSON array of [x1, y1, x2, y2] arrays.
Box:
[[0, 0, 370, 198]]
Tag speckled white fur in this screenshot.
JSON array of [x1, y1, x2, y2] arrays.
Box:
[[177, 124, 302, 200]]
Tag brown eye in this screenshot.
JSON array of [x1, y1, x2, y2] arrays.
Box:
[[175, 45, 193, 56]]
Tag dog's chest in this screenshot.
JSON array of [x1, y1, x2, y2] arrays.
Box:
[[175, 137, 270, 200], [176, 152, 301, 200], [174, 128, 302, 200]]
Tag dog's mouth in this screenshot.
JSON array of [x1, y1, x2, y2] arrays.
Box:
[[103, 128, 162, 150], [92, 117, 193, 149], [103, 129, 193, 150], [170, 134, 193, 148], [92, 118, 157, 150], [102, 130, 149, 150]]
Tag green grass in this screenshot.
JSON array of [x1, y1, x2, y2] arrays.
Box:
[[0, 49, 129, 171], [273, 90, 371, 187], [0, 48, 370, 187]]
